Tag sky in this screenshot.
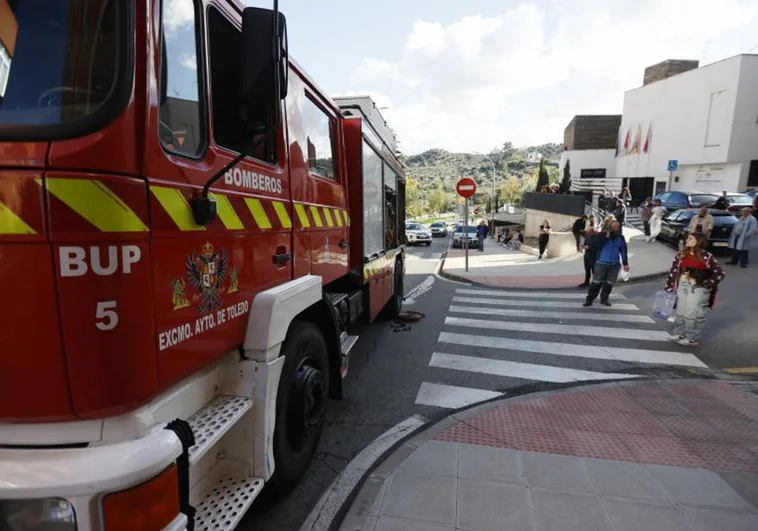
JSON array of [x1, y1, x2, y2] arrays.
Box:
[[259, 0, 758, 155]]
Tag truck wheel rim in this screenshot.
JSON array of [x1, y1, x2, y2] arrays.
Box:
[[288, 360, 325, 451]]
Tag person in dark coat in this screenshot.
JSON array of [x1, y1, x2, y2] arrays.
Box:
[[572, 215, 588, 252], [578, 227, 600, 288], [583, 220, 629, 307]]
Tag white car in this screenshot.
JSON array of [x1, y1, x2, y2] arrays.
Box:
[[452, 225, 479, 248], [405, 222, 432, 246]]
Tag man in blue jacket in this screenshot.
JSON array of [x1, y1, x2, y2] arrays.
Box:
[[583, 220, 629, 307]]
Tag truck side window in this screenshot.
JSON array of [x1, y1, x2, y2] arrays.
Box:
[[208, 8, 276, 164], [159, 0, 205, 157], [302, 95, 336, 180]]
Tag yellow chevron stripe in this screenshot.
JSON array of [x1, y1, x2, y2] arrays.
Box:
[[42, 178, 149, 233], [272, 201, 292, 229], [0, 200, 36, 234], [322, 207, 335, 228], [310, 206, 324, 228], [151, 186, 205, 231], [343, 210, 350, 227], [244, 198, 273, 229], [294, 204, 311, 229], [333, 208, 343, 227], [209, 193, 245, 230]]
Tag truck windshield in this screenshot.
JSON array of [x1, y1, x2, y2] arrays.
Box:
[[0, 0, 125, 130]]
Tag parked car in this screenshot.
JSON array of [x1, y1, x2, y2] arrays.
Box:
[[405, 222, 432, 246], [742, 190, 757, 199], [652, 191, 719, 212], [657, 208, 738, 252], [452, 225, 479, 248], [718, 193, 754, 214], [429, 221, 448, 237]]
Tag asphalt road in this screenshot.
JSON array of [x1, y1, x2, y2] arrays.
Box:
[[242, 234, 758, 531]]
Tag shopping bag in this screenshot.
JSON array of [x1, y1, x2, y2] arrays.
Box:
[[620, 269, 630, 282], [652, 290, 677, 320]]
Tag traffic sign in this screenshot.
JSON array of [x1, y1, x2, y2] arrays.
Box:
[[667, 160, 678, 172], [456, 177, 477, 198]]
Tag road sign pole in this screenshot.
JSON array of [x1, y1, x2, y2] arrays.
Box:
[[464, 197, 469, 272]]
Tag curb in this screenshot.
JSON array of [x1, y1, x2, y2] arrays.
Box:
[[336, 375, 758, 531]]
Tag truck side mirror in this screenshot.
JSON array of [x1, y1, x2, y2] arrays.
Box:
[[241, 7, 288, 132]]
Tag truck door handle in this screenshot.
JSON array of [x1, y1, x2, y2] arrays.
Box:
[[273, 245, 292, 265], [339, 240, 349, 249]]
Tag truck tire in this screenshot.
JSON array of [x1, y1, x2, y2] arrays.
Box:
[[386, 259, 404, 319], [269, 321, 330, 495]]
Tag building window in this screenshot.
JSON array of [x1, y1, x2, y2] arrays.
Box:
[[159, 0, 204, 157], [580, 168, 606, 178], [748, 160, 758, 187], [0, 44, 10, 98], [302, 95, 335, 180], [208, 8, 276, 164]]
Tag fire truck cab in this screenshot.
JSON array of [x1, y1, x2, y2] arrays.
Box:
[[0, 1, 405, 529]]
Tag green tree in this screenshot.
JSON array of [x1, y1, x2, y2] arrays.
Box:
[[559, 159, 572, 194], [499, 176, 522, 205], [427, 185, 446, 215], [406, 177, 423, 218], [536, 159, 549, 191]]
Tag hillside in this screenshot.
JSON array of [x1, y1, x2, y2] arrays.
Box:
[[401, 142, 563, 217]]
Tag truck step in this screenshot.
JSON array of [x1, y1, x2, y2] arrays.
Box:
[[194, 476, 264, 531], [188, 396, 253, 464], [341, 334, 359, 356]]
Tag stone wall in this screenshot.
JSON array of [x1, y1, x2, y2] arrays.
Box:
[[524, 208, 577, 238], [643, 59, 699, 86], [564, 115, 622, 150]]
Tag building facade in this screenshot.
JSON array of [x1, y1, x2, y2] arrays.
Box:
[[559, 115, 620, 190], [616, 55, 758, 194]]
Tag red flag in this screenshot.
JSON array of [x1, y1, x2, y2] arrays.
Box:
[[643, 123, 652, 154], [623, 129, 630, 153]]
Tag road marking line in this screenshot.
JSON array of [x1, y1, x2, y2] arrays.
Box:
[[445, 316, 668, 342], [452, 296, 640, 311], [415, 382, 501, 409], [724, 367, 758, 374], [430, 353, 641, 383], [298, 415, 428, 531], [449, 305, 655, 323], [404, 275, 436, 305], [438, 332, 708, 368], [456, 288, 625, 300]]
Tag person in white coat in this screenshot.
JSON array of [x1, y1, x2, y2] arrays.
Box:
[[727, 207, 758, 268], [647, 199, 667, 243]]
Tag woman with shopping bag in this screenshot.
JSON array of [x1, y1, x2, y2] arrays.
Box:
[[663, 232, 725, 346]]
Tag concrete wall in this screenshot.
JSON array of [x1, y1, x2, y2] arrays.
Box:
[[560, 149, 616, 180], [564, 115, 622, 150], [616, 55, 746, 186], [670, 162, 744, 193], [643, 59, 699, 86], [728, 55, 758, 190], [524, 208, 577, 238]]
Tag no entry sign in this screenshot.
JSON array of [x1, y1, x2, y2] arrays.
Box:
[[456, 177, 477, 198]]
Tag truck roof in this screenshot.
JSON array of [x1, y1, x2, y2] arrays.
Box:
[[333, 96, 399, 155]]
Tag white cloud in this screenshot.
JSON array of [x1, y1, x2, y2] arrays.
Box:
[[346, 0, 758, 154], [164, 0, 195, 34], [180, 53, 197, 71]]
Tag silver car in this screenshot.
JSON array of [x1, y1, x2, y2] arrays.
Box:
[[452, 225, 479, 248]]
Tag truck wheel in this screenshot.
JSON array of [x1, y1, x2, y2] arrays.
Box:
[[382, 259, 404, 319], [269, 321, 330, 495]]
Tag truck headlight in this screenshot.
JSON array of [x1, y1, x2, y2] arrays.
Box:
[[0, 498, 76, 531]]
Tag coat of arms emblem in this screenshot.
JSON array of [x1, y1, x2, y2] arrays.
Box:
[[184, 242, 229, 314]]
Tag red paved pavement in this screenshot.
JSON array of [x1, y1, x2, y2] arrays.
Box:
[[436, 380, 758, 473]]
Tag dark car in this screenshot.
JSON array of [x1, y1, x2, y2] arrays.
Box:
[[657, 208, 737, 252], [653, 191, 719, 212]]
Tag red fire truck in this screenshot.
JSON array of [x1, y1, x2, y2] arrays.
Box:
[[0, 1, 405, 529]]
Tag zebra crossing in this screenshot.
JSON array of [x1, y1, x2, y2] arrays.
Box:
[[414, 287, 708, 410]]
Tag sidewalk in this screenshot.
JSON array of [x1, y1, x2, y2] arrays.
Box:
[[441, 227, 675, 288], [340, 379, 758, 531]]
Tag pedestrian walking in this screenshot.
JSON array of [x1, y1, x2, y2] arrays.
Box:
[[578, 226, 600, 288], [665, 232, 725, 346], [647, 199, 666, 243], [583, 220, 629, 307], [612, 198, 626, 235], [588, 214, 596, 232], [572, 215, 588, 252], [476, 221, 488, 252], [538, 219, 551, 259], [619, 187, 632, 208], [640, 197, 653, 238], [727, 207, 758, 267]]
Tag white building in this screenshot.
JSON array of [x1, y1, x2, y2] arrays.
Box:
[[616, 54, 758, 194], [559, 115, 621, 194]]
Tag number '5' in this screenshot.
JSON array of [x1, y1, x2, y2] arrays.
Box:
[[96, 301, 119, 331]]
